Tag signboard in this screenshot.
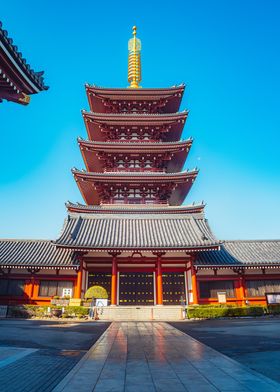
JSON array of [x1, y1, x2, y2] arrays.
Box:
[[266, 293, 280, 305], [69, 298, 81, 306], [62, 288, 72, 298], [217, 291, 227, 304], [0, 305, 7, 318], [96, 299, 108, 307]]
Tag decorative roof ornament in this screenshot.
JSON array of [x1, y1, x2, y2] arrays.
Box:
[[128, 26, 142, 88]]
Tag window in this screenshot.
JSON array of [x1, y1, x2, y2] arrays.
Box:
[[39, 280, 73, 297], [199, 280, 235, 299], [0, 279, 25, 296], [246, 280, 280, 297]]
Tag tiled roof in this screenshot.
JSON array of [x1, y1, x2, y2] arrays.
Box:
[[195, 240, 280, 267], [78, 138, 193, 151], [73, 169, 198, 206], [54, 212, 220, 251], [82, 110, 188, 120], [65, 202, 205, 214], [0, 21, 48, 92], [86, 84, 185, 93], [0, 239, 79, 268], [72, 169, 198, 179]]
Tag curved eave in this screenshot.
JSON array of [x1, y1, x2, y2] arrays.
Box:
[[195, 263, 280, 269], [82, 111, 188, 142], [0, 263, 79, 270], [72, 169, 198, 182], [66, 202, 205, 214], [72, 169, 198, 206], [86, 85, 185, 113], [55, 243, 220, 252], [0, 22, 48, 97], [78, 139, 193, 172]]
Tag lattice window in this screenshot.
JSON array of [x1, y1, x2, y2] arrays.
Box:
[[39, 280, 73, 297], [246, 280, 280, 297], [199, 280, 235, 299], [0, 279, 25, 296]]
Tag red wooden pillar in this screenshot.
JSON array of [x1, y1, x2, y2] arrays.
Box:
[[191, 265, 199, 305], [74, 267, 83, 298], [24, 278, 33, 302], [111, 255, 118, 306], [155, 254, 163, 305], [236, 274, 246, 305]]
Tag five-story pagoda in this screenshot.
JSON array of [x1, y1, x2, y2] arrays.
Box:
[[55, 27, 220, 307]]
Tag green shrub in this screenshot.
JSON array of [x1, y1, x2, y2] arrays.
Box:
[[85, 285, 108, 300], [266, 305, 280, 315], [187, 305, 265, 319], [8, 305, 50, 318], [7, 305, 90, 319], [62, 306, 89, 318]]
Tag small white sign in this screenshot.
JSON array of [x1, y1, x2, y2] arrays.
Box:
[[62, 288, 72, 298], [217, 291, 227, 304], [266, 293, 280, 305], [96, 299, 108, 307]]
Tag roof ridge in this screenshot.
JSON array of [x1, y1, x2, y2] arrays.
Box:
[[86, 84, 185, 91], [82, 110, 188, 117], [78, 139, 192, 146], [72, 169, 198, 176], [223, 239, 280, 243], [0, 238, 52, 242]]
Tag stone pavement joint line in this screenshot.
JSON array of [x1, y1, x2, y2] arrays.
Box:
[[54, 322, 280, 392]]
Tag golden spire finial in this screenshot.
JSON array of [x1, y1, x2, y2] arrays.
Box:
[[128, 26, 142, 88]]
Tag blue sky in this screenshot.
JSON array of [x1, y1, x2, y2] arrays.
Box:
[[0, 0, 279, 240]]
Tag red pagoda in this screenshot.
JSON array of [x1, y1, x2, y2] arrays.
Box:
[[0, 27, 280, 314], [54, 26, 220, 309]]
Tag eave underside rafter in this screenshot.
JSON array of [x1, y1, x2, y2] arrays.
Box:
[[82, 111, 188, 142], [86, 85, 185, 113], [78, 139, 193, 173], [73, 170, 198, 206]]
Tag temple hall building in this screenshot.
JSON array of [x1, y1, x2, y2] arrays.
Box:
[[0, 27, 280, 308]]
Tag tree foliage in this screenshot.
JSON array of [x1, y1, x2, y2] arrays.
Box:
[[85, 285, 108, 300]]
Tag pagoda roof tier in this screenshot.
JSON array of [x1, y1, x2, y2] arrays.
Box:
[[72, 169, 198, 206], [82, 111, 188, 142], [54, 211, 220, 252], [86, 85, 185, 114], [66, 202, 205, 214], [195, 240, 280, 268], [78, 138, 193, 173], [0, 22, 48, 105]]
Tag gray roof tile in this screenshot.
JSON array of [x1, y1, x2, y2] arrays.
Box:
[[195, 240, 280, 267], [54, 212, 220, 251], [0, 239, 79, 268]]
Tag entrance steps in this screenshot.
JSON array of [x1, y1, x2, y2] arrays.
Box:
[[96, 305, 184, 321]]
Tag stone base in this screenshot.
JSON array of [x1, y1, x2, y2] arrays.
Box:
[[95, 305, 185, 321]]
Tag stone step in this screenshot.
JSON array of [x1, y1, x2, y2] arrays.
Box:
[[94, 305, 185, 321]]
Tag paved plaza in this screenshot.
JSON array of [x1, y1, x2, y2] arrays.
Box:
[[1, 319, 280, 391], [55, 322, 280, 391], [0, 319, 109, 391], [171, 318, 280, 384]]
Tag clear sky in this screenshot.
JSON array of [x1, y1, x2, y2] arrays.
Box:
[[0, 0, 279, 240]]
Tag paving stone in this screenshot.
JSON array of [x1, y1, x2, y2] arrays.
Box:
[[53, 321, 280, 392]]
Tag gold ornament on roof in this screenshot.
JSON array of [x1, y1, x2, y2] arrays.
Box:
[[128, 26, 142, 88]]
